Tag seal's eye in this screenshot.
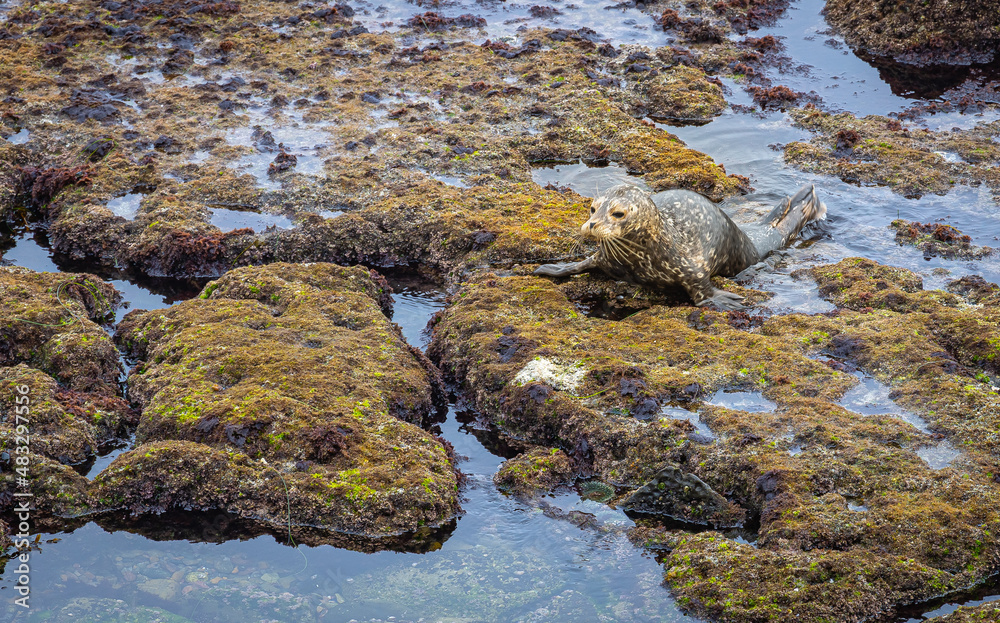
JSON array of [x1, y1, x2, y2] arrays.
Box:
[[590, 206, 595, 214], [611, 211, 626, 219]]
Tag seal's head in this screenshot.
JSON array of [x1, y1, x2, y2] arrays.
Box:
[[581, 184, 656, 242]]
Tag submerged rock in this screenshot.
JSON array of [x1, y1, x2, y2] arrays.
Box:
[[35, 598, 192, 623], [107, 263, 459, 536]]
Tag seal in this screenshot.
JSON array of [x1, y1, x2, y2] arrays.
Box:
[[534, 184, 826, 309]]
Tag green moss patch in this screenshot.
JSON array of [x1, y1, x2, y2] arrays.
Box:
[[109, 263, 458, 536]]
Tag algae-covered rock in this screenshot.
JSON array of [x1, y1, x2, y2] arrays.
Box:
[[0, 0, 748, 278], [0, 269, 131, 514], [92, 439, 455, 537], [0, 365, 135, 465], [784, 108, 1000, 199], [930, 602, 1000, 622], [0, 143, 33, 223], [111, 263, 458, 536], [665, 532, 956, 621], [429, 269, 1000, 620], [825, 0, 1000, 65], [493, 447, 575, 498], [0, 267, 122, 394], [637, 65, 727, 124], [890, 219, 993, 260], [620, 465, 743, 526]]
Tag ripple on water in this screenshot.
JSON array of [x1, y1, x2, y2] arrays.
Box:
[[210, 207, 294, 232], [706, 389, 777, 413], [660, 404, 717, 442], [531, 161, 648, 197], [836, 368, 961, 469], [106, 192, 145, 219]]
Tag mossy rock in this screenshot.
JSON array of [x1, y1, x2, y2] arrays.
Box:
[[493, 446, 575, 498], [0, 0, 747, 277], [638, 65, 727, 124], [0, 365, 135, 465], [0, 267, 122, 394], [429, 266, 1000, 620], [111, 263, 459, 536], [929, 602, 1000, 622], [825, 0, 1000, 64], [784, 108, 1000, 200]]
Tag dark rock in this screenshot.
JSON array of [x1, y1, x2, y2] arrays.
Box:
[[621, 464, 744, 526]]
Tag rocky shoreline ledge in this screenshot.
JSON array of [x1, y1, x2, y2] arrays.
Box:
[[2, 0, 999, 621]]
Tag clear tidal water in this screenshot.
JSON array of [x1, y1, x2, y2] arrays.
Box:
[[3, 0, 1000, 619]]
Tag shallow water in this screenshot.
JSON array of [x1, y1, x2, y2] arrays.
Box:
[[665, 84, 1000, 312], [106, 193, 145, 220], [706, 389, 777, 413], [835, 368, 961, 470], [352, 0, 668, 47], [660, 404, 716, 442], [6, 128, 29, 144], [532, 161, 648, 196], [209, 207, 295, 232]]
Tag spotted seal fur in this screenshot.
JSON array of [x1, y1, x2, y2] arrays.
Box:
[[534, 184, 827, 309]]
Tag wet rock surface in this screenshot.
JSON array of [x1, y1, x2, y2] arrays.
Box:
[[2, 0, 1000, 619], [824, 0, 1000, 65], [429, 265, 1000, 620], [784, 107, 1000, 199], [0, 268, 135, 512], [620, 464, 743, 526], [890, 219, 994, 260], [0, 268, 122, 393], [493, 446, 574, 498], [0, 0, 748, 278], [930, 602, 1000, 622], [105, 263, 458, 536]]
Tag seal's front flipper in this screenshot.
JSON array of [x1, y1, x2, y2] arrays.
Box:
[[684, 272, 746, 311], [696, 289, 745, 311], [533, 254, 599, 278]]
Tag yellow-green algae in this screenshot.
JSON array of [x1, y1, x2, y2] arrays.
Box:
[[928, 602, 1000, 622], [428, 264, 1000, 621], [784, 107, 1000, 199], [493, 446, 575, 499], [104, 263, 458, 536], [0, 0, 748, 277]]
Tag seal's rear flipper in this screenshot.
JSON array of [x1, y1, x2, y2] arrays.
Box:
[[759, 184, 827, 247]]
